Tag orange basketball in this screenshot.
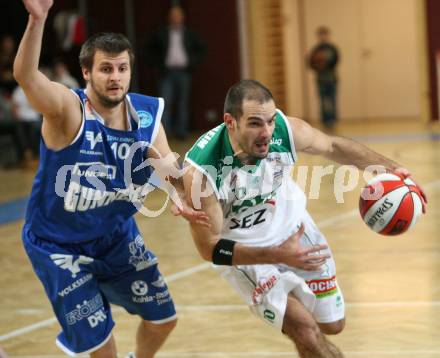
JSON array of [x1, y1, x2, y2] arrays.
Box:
[[359, 173, 423, 235]]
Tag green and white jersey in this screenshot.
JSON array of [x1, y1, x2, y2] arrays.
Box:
[[185, 109, 307, 246]]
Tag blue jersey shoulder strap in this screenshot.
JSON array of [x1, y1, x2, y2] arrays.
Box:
[[73, 88, 87, 102], [127, 93, 163, 129], [127, 93, 163, 144]]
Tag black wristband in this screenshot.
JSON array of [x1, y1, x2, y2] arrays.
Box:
[[212, 239, 236, 265]]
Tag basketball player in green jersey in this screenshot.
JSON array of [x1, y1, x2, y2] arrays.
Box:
[[182, 80, 427, 358]]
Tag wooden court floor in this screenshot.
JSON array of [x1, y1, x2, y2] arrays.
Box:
[[0, 120, 439, 357]]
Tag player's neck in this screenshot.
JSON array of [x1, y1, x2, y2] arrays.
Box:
[[87, 91, 128, 130]]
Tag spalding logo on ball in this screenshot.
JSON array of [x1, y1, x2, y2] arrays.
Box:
[[359, 173, 423, 235]]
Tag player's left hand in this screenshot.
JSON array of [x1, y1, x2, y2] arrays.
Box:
[[393, 167, 428, 214], [171, 202, 211, 228]]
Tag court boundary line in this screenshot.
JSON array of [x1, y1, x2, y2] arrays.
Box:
[[9, 349, 440, 357], [172, 300, 440, 312]]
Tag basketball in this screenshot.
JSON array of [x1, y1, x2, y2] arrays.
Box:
[[359, 173, 423, 235]]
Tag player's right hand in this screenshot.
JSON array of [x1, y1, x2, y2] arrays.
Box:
[[275, 223, 330, 271], [23, 0, 53, 20], [393, 167, 428, 214]]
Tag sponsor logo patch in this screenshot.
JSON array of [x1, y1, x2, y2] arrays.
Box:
[[137, 110, 153, 128], [270, 138, 282, 146], [65, 294, 104, 326], [196, 125, 222, 149], [131, 280, 148, 296], [131, 285, 172, 305], [85, 131, 103, 149], [306, 276, 338, 299], [50, 254, 93, 278], [336, 295, 343, 308], [72, 162, 116, 180], [252, 275, 278, 305], [152, 275, 166, 288], [128, 235, 157, 271], [263, 309, 275, 322], [58, 273, 93, 297], [88, 309, 107, 328]]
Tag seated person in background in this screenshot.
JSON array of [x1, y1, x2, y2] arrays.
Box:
[[11, 85, 42, 162], [53, 59, 79, 89], [0, 90, 25, 167], [0, 35, 17, 97]]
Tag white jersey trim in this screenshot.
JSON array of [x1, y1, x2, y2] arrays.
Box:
[[125, 94, 137, 129], [82, 89, 103, 124], [69, 89, 86, 146], [151, 97, 164, 144], [275, 109, 297, 162], [55, 329, 113, 356], [184, 157, 221, 200], [126, 99, 132, 130], [149, 314, 178, 324]]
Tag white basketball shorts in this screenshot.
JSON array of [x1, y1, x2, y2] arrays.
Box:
[[214, 210, 345, 331]]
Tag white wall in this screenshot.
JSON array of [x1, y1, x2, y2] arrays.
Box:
[[281, 0, 305, 117], [271, 0, 425, 122], [305, 0, 422, 121]]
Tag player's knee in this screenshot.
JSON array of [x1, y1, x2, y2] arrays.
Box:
[[318, 318, 345, 335], [290, 323, 322, 350], [90, 335, 117, 358], [163, 318, 178, 333], [140, 318, 177, 336], [283, 316, 321, 349]]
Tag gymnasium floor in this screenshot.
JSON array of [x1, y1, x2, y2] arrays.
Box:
[[0, 120, 439, 357]]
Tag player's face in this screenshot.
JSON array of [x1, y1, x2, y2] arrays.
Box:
[[234, 99, 276, 160], [84, 50, 131, 108]]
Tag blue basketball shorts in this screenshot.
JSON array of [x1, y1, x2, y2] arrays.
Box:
[[22, 220, 176, 356]]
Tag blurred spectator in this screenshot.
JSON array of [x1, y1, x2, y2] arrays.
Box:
[[0, 35, 17, 97], [0, 91, 26, 167], [309, 26, 339, 129], [146, 5, 206, 140], [53, 10, 87, 52], [53, 59, 80, 89], [11, 85, 42, 162]]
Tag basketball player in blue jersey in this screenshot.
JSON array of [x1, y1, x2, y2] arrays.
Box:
[[14, 0, 209, 357], [183, 80, 428, 358]]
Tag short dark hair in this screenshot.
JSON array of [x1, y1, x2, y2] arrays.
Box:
[[224, 80, 274, 119], [79, 32, 134, 70]]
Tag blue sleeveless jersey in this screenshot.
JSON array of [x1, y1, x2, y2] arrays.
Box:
[[25, 89, 163, 243]]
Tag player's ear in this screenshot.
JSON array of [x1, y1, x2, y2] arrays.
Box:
[[224, 113, 235, 130], [82, 67, 90, 82]]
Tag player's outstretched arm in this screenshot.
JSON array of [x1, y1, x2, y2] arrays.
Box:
[[14, 0, 80, 146], [289, 116, 427, 210], [183, 166, 329, 269], [149, 125, 210, 227], [289, 116, 401, 171]]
